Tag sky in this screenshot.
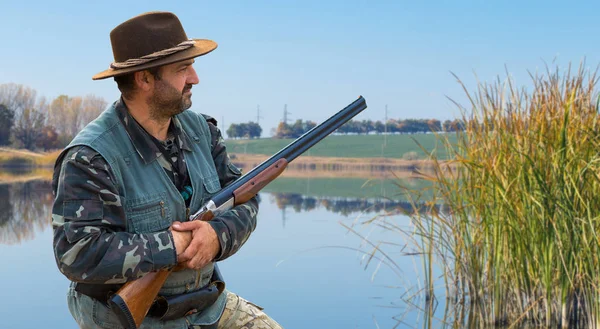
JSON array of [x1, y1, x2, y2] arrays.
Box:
[[2, 0, 600, 137]]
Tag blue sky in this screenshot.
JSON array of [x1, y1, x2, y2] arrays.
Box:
[[2, 0, 600, 136]]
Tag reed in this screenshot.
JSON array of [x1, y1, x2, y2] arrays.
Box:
[[402, 64, 600, 328]]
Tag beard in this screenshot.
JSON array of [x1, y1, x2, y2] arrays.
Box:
[[147, 79, 193, 121]]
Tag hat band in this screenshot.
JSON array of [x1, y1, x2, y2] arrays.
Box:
[[110, 40, 196, 69]]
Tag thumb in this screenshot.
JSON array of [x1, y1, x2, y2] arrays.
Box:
[[172, 220, 201, 231]]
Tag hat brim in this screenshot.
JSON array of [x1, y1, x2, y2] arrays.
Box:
[[92, 39, 217, 80]]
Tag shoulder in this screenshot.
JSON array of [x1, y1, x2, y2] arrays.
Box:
[[62, 145, 109, 169], [53, 145, 110, 192], [202, 114, 220, 138], [53, 145, 114, 194], [201, 114, 218, 127]]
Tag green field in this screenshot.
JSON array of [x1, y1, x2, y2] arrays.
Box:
[[262, 176, 433, 200], [225, 133, 455, 159]]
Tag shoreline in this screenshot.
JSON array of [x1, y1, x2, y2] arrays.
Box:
[[0, 148, 61, 168], [230, 153, 437, 178], [0, 149, 443, 182]]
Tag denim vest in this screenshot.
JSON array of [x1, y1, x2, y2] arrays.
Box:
[[66, 103, 227, 328]]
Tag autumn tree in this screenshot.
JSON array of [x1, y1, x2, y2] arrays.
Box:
[[48, 95, 80, 139], [274, 122, 293, 138], [12, 107, 46, 150], [80, 94, 107, 128], [47, 94, 106, 145], [0, 104, 15, 145], [36, 126, 60, 150], [0, 83, 37, 116]]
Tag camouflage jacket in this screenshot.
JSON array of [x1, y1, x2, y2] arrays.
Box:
[[52, 101, 258, 284]]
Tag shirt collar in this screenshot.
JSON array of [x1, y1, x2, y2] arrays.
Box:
[[171, 115, 193, 152], [115, 98, 193, 164]]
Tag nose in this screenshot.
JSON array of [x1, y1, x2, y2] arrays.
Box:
[[187, 65, 199, 85]]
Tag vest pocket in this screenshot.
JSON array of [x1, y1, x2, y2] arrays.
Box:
[[203, 175, 221, 194], [125, 193, 172, 233]]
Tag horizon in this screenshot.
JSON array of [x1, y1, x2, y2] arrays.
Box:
[[2, 1, 600, 137]]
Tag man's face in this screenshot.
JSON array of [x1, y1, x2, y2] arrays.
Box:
[[147, 59, 199, 120]]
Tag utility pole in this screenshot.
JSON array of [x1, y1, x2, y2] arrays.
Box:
[[256, 105, 263, 125], [283, 104, 292, 124], [384, 104, 388, 147]]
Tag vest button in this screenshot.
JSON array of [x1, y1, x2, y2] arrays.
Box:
[[185, 283, 191, 291]]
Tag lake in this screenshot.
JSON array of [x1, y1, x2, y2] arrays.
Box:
[[0, 174, 450, 329]]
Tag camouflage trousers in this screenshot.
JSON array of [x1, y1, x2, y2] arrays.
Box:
[[68, 284, 283, 329], [203, 292, 283, 329]]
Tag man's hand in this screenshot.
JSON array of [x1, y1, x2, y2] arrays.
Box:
[[170, 229, 192, 262], [171, 220, 220, 270]]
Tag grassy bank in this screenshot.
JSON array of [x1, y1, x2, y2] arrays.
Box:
[[0, 148, 60, 168], [226, 133, 455, 159]]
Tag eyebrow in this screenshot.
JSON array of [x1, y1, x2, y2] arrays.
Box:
[[176, 60, 195, 69]]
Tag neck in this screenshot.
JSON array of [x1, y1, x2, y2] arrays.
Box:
[[123, 97, 170, 141]]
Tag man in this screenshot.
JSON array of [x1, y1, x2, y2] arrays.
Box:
[[52, 11, 282, 329]]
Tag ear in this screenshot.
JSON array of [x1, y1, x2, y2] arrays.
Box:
[[133, 71, 154, 92]]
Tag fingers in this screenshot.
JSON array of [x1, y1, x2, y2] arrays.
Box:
[[174, 221, 218, 269], [180, 237, 210, 269], [184, 253, 211, 270], [172, 220, 202, 231], [179, 235, 199, 262], [172, 231, 193, 263]]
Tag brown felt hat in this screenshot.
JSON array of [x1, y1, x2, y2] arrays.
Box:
[[92, 11, 217, 80]]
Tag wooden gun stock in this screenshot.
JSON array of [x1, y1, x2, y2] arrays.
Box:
[[108, 270, 171, 329]]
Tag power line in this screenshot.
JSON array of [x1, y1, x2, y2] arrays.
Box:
[[283, 104, 292, 124], [384, 104, 388, 147], [256, 105, 263, 125]]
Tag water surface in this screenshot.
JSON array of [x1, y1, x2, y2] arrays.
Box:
[[0, 177, 442, 329]]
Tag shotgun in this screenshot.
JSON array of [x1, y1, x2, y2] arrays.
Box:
[[108, 96, 368, 328]]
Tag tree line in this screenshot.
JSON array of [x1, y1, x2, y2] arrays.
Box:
[[268, 118, 465, 139], [337, 118, 465, 135], [0, 83, 107, 150]]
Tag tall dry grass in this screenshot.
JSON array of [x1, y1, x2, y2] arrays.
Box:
[[0, 148, 60, 168], [404, 65, 600, 328]]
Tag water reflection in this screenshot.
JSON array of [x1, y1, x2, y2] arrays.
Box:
[[0, 180, 53, 244], [270, 192, 438, 217], [0, 180, 438, 244]]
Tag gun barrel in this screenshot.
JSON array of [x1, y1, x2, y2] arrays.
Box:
[[212, 96, 367, 206]]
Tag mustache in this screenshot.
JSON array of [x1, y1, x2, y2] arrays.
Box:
[[183, 85, 192, 93]]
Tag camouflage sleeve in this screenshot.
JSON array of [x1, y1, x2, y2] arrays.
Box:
[[51, 146, 177, 284], [205, 117, 259, 261]]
